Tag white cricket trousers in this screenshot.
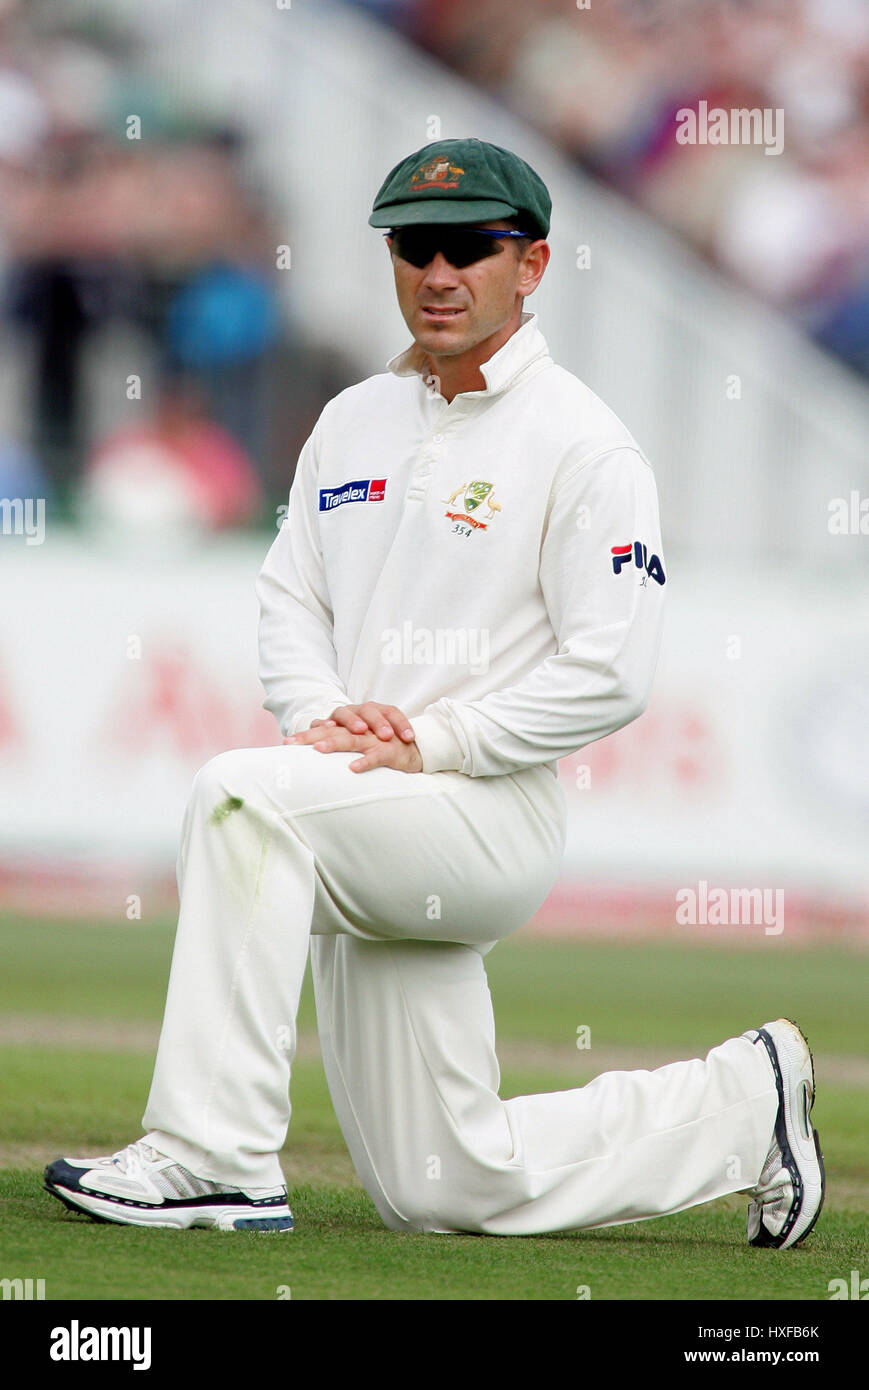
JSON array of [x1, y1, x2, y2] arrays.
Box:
[[142, 743, 778, 1234]]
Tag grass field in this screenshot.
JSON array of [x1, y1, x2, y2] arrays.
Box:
[[0, 916, 866, 1301]]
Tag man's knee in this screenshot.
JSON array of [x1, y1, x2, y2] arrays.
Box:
[[386, 1192, 480, 1236], [189, 746, 272, 813], [189, 742, 344, 821], [373, 1166, 486, 1236]]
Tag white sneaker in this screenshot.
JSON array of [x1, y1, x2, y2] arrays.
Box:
[[44, 1140, 293, 1231], [742, 1019, 825, 1249]]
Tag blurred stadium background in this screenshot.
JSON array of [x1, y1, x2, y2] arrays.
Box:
[[1, 0, 868, 941]]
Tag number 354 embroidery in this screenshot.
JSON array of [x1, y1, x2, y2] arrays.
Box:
[[443, 479, 501, 536]]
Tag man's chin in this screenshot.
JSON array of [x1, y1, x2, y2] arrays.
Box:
[[413, 322, 474, 356]]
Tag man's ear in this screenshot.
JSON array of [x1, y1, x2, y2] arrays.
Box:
[[518, 240, 550, 296]]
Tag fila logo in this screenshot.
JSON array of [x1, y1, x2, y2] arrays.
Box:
[[612, 541, 666, 586], [319, 478, 387, 512]]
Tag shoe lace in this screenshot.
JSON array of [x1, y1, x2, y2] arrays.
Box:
[[111, 1140, 160, 1180]]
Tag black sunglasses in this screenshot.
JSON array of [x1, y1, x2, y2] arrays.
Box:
[[385, 225, 528, 269]]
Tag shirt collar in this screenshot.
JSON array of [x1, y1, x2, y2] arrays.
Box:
[[386, 311, 550, 398]]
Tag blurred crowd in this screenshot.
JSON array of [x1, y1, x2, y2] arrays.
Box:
[[6, 0, 869, 535], [364, 0, 869, 379], [0, 0, 354, 532]]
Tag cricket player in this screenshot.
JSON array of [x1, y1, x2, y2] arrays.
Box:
[[45, 139, 824, 1248]]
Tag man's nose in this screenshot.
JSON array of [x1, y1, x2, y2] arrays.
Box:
[[423, 250, 460, 284]]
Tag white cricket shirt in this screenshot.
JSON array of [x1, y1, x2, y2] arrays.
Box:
[[256, 311, 666, 778]]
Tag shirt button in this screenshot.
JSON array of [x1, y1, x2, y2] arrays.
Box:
[[433, 433, 444, 443]]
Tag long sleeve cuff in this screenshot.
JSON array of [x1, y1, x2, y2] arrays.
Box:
[[412, 709, 465, 774]]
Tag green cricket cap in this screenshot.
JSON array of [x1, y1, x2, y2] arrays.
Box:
[[368, 138, 551, 239]]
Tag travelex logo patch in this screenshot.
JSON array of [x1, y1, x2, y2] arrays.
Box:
[[612, 541, 666, 586], [319, 478, 387, 512]]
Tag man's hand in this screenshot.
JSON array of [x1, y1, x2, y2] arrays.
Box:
[[285, 702, 423, 773]]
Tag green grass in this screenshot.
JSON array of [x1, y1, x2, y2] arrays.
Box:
[[0, 917, 866, 1300], [486, 936, 869, 1056], [3, 1167, 865, 1301], [2, 918, 866, 1053]]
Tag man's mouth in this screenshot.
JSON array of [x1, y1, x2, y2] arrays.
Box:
[[421, 306, 465, 320]]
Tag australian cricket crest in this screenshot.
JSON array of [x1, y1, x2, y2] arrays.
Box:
[[443, 480, 501, 536], [410, 155, 466, 191]]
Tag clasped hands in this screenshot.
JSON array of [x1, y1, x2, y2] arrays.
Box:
[[284, 702, 423, 774]]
